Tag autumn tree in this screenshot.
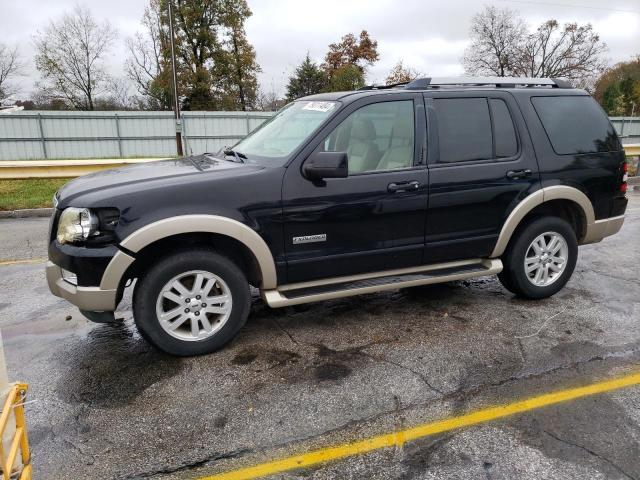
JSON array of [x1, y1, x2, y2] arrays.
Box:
[[385, 61, 422, 85], [34, 5, 117, 110], [462, 7, 525, 77], [323, 30, 379, 77], [594, 57, 640, 116], [463, 6, 608, 87], [286, 54, 327, 100], [0, 43, 25, 101]]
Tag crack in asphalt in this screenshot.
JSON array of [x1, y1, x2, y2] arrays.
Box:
[[359, 351, 444, 395], [582, 268, 640, 287], [125, 448, 251, 479], [543, 430, 638, 480], [270, 318, 443, 394], [125, 347, 640, 479]]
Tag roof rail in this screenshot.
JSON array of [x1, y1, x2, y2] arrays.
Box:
[[358, 81, 410, 91], [404, 77, 573, 90]]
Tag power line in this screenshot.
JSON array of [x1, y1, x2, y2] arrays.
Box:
[[498, 0, 640, 14]]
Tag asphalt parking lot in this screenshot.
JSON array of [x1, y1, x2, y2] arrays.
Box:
[[0, 194, 639, 480]]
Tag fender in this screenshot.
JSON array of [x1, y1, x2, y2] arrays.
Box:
[[490, 185, 595, 258], [117, 215, 278, 289]]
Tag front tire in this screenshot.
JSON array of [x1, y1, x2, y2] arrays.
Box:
[[133, 249, 251, 356], [498, 217, 578, 299]]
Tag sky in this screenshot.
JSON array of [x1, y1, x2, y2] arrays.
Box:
[[2, 0, 640, 99]]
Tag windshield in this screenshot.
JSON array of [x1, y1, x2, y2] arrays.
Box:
[[231, 100, 339, 163]]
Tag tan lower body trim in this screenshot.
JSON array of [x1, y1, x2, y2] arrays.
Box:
[[46, 261, 118, 311], [261, 258, 503, 308], [581, 215, 625, 245]]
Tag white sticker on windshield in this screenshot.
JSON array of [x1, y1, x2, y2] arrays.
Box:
[[302, 101, 336, 112]]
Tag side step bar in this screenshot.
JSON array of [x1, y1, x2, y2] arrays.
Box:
[[261, 258, 503, 308]]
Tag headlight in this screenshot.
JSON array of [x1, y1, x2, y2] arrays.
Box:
[[56, 208, 99, 245]]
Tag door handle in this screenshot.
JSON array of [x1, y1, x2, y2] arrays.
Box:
[[388, 181, 421, 193], [506, 169, 532, 180]]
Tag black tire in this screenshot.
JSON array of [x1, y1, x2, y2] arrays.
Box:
[[497, 269, 518, 294], [498, 217, 578, 299], [133, 249, 251, 356]]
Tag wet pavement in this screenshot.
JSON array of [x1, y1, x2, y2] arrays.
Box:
[[0, 194, 639, 479]]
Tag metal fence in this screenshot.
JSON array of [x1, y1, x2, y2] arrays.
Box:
[[0, 111, 274, 161], [0, 111, 637, 161], [610, 117, 640, 145]]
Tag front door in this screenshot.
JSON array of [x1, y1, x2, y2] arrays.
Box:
[[423, 91, 541, 263], [282, 95, 428, 284]]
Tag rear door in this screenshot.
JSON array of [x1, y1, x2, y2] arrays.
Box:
[[423, 90, 540, 263]]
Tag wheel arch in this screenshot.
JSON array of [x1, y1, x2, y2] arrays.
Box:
[[116, 215, 278, 289], [490, 186, 595, 258]]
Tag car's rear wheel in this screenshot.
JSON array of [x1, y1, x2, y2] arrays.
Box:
[[133, 249, 251, 356], [498, 217, 578, 299]]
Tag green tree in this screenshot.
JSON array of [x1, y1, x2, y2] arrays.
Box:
[[128, 0, 260, 111], [328, 64, 365, 92], [215, 0, 260, 111], [286, 54, 327, 101], [594, 57, 640, 116]]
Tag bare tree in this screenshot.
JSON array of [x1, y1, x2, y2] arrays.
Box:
[[34, 5, 117, 110], [512, 20, 607, 83], [385, 61, 422, 85], [256, 87, 282, 111], [462, 6, 607, 86], [125, 0, 171, 110], [0, 43, 26, 101], [462, 6, 526, 77]]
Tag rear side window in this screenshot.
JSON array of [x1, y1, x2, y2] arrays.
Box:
[[490, 99, 518, 158], [434, 98, 492, 163], [531, 96, 619, 155]]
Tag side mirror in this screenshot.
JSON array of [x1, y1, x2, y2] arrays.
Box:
[[303, 152, 348, 180]]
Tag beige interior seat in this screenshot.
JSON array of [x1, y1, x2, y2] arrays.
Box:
[[376, 116, 414, 171], [344, 118, 381, 173]]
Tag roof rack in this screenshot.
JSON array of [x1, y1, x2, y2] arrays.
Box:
[[404, 77, 573, 90], [358, 81, 410, 91]]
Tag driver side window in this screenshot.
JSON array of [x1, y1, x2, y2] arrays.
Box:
[[322, 100, 415, 174]]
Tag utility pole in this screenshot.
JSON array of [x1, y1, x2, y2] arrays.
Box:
[[168, 0, 184, 156]]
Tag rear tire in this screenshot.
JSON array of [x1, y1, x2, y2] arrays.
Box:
[[498, 217, 578, 299], [133, 249, 251, 356]]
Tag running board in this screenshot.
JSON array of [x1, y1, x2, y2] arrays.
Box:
[[261, 258, 503, 308]]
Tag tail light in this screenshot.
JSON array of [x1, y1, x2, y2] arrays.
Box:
[[621, 161, 628, 194]]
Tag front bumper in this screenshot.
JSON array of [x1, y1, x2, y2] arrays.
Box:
[[46, 261, 119, 311]]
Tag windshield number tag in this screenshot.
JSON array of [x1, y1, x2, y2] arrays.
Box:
[[302, 102, 336, 113]]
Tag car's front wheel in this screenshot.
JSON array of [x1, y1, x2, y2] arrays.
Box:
[[498, 217, 578, 299], [133, 249, 251, 356]]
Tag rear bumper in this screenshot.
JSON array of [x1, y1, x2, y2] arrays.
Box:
[[582, 215, 625, 245], [46, 261, 119, 311]]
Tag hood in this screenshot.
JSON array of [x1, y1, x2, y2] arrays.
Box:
[[56, 155, 254, 205]]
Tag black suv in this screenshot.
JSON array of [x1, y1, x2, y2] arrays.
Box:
[[47, 77, 628, 356]]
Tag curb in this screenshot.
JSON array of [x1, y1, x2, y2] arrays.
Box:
[[0, 208, 53, 219]]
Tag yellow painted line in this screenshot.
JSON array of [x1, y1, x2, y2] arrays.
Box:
[[0, 258, 46, 267], [201, 371, 640, 480]]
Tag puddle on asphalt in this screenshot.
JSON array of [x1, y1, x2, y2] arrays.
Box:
[[55, 321, 183, 408]]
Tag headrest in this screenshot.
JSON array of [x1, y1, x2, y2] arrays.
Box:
[[350, 118, 377, 141], [391, 115, 414, 140]]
